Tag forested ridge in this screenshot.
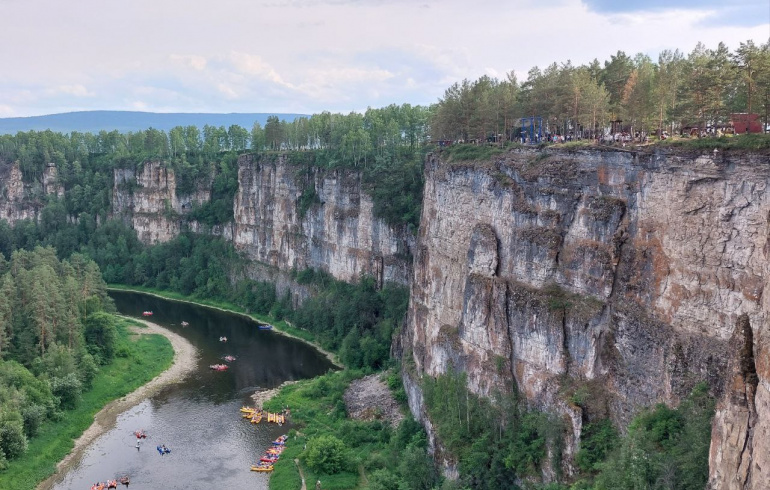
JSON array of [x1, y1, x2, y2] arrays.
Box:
[[0, 38, 766, 489]]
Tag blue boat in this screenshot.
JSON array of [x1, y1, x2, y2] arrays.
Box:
[[258, 324, 273, 330]]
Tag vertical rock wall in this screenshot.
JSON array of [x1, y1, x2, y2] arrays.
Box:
[[402, 147, 770, 484], [0, 161, 65, 223], [111, 161, 212, 244], [232, 153, 414, 287]]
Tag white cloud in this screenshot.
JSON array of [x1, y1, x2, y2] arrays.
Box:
[[216, 83, 240, 99], [170, 54, 208, 71], [48, 84, 95, 97], [0, 0, 765, 116], [229, 52, 291, 87]]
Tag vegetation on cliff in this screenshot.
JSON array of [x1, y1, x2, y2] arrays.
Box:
[[420, 369, 714, 490]]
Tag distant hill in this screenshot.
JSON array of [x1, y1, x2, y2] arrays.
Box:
[[0, 111, 308, 135]]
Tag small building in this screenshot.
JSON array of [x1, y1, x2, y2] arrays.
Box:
[[730, 113, 762, 134]]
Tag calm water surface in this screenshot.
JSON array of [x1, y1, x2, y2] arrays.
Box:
[[51, 291, 333, 490]]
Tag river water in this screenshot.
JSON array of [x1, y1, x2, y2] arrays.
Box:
[[51, 291, 334, 490]]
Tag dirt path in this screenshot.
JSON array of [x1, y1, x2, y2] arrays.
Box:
[[37, 318, 198, 490], [295, 458, 307, 490]]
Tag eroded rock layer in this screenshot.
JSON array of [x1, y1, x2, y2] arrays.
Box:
[[401, 147, 770, 484], [233, 154, 413, 287]]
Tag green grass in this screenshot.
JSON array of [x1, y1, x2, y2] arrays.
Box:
[[107, 284, 334, 363], [265, 370, 412, 490], [655, 133, 770, 151], [0, 317, 173, 490]]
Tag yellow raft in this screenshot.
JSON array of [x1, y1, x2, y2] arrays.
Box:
[[240, 406, 257, 413], [251, 465, 273, 472]]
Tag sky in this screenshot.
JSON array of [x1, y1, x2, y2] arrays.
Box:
[[0, 0, 767, 118]]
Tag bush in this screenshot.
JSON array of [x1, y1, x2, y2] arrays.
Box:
[[50, 372, 82, 410], [575, 419, 618, 473], [303, 434, 348, 475], [0, 422, 28, 460], [368, 469, 403, 490], [21, 404, 47, 438]]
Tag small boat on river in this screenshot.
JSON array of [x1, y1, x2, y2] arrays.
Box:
[[223, 355, 236, 362], [133, 429, 147, 439], [142, 311, 153, 316], [118, 476, 130, 486], [181, 321, 189, 326], [258, 324, 273, 330], [156, 444, 171, 455], [250, 463, 273, 472], [219, 336, 228, 342], [210, 364, 229, 371]]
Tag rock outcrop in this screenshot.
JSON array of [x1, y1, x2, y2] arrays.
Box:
[[109, 155, 414, 302], [0, 161, 63, 223], [401, 147, 770, 483], [233, 153, 414, 288], [112, 161, 212, 244]]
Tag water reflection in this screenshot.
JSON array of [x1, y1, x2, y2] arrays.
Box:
[[51, 291, 332, 490]]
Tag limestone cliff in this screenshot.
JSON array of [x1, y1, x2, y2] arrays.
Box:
[[109, 155, 414, 301], [111, 161, 212, 244], [401, 147, 770, 484], [233, 154, 414, 288], [0, 161, 64, 223]]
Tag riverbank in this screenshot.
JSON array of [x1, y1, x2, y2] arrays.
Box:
[[107, 285, 343, 368], [36, 318, 198, 490]]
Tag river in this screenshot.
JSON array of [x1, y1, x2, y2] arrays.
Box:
[[50, 290, 334, 490]]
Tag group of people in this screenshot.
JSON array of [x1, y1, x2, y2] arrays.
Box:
[[90, 477, 129, 490]]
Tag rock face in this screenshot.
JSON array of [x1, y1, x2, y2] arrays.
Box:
[[109, 155, 413, 302], [112, 161, 212, 244], [233, 153, 414, 288], [0, 161, 63, 223], [401, 147, 770, 484]]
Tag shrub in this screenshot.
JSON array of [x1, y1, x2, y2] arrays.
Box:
[[575, 419, 618, 472], [0, 422, 28, 460], [303, 434, 348, 475], [21, 404, 47, 438], [50, 372, 82, 410]]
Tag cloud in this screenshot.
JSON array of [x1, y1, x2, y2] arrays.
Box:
[[48, 84, 95, 97], [170, 54, 208, 71], [0, 0, 767, 117], [581, 0, 769, 27], [228, 52, 291, 87], [216, 83, 240, 99]]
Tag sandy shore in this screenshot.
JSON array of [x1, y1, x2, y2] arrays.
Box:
[[37, 318, 198, 490]]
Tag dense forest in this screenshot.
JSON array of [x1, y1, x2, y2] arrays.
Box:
[[0, 247, 115, 467], [0, 38, 766, 489], [432, 40, 770, 142]]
